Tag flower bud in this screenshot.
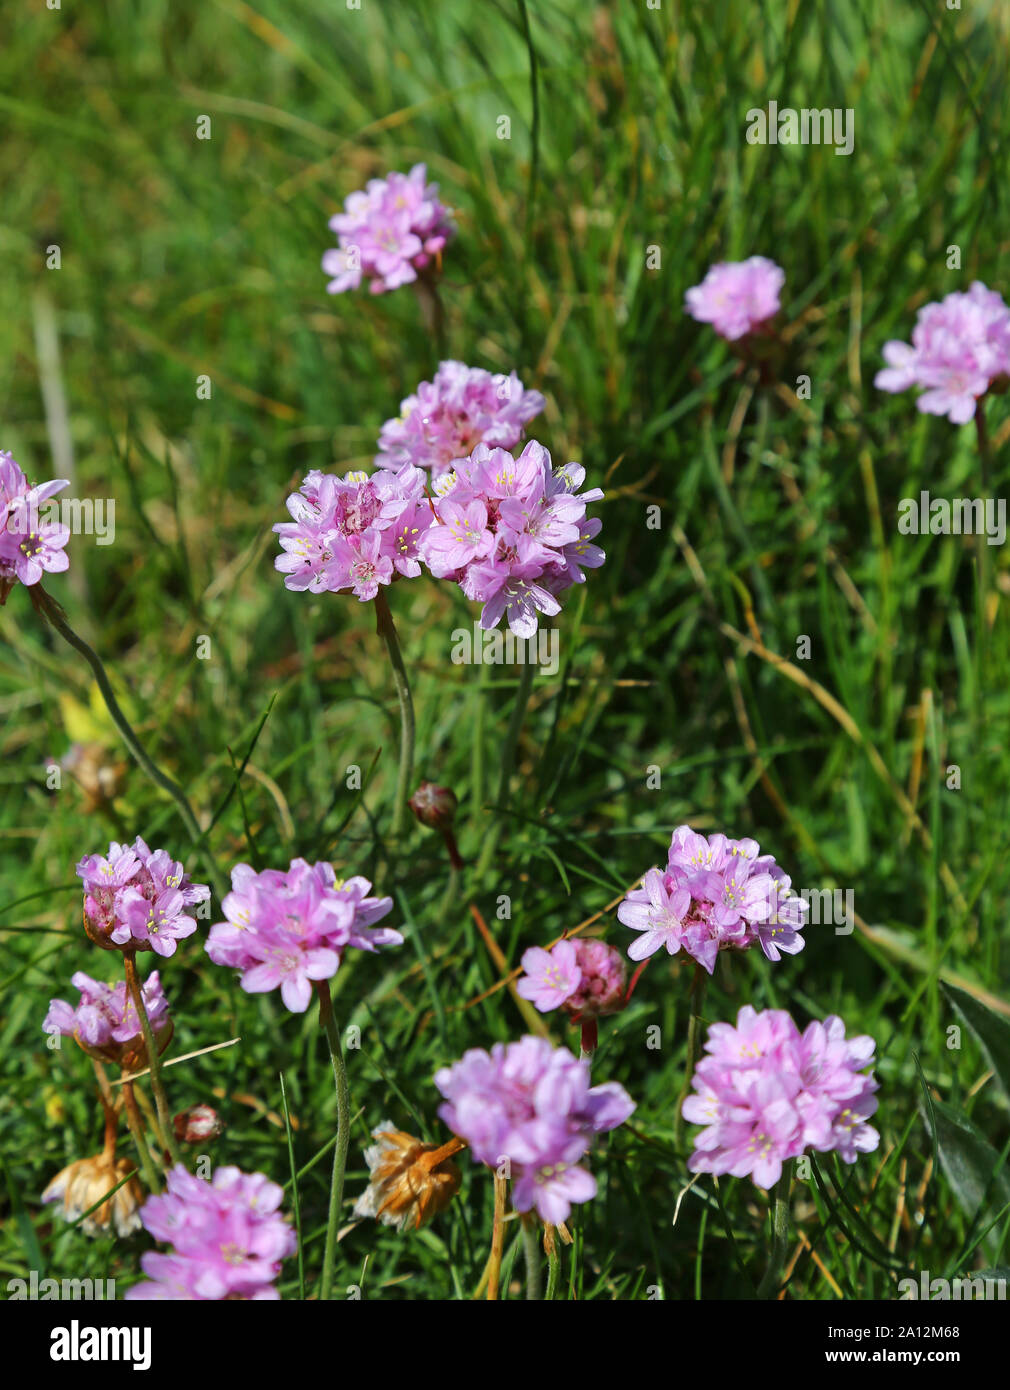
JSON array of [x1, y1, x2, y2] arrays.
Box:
[[409, 782, 464, 869], [173, 1104, 224, 1144], [408, 781, 458, 830], [563, 940, 627, 1020]]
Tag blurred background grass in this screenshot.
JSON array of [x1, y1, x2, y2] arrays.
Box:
[[1, 0, 1009, 1298]]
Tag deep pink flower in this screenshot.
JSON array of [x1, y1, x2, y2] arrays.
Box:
[[206, 859, 401, 1013], [44, 969, 170, 1061], [685, 257, 784, 341], [125, 1164, 296, 1300], [0, 450, 70, 602], [417, 440, 605, 637], [618, 825, 809, 974], [434, 1036, 634, 1223], [77, 838, 209, 957], [518, 939, 627, 1019], [874, 281, 1010, 423], [517, 941, 581, 1012], [683, 1006, 879, 1188], [376, 361, 545, 480], [322, 164, 455, 296], [274, 465, 428, 601]]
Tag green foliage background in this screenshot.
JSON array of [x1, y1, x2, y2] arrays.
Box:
[[1, 0, 1009, 1299]]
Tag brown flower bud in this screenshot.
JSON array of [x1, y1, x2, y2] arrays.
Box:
[[409, 782, 464, 869], [409, 782, 458, 830], [173, 1104, 224, 1144]]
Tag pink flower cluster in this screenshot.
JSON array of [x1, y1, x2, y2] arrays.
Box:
[[684, 1006, 880, 1189], [618, 824, 808, 975], [125, 1164, 296, 1300], [0, 450, 70, 603], [375, 360, 545, 481], [322, 163, 455, 295], [43, 970, 169, 1057], [77, 838, 210, 958], [874, 281, 1010, 424], [517, 939, 626, 1019], [206, 859, 402, 1013], [433, 1036, 634, 1223], [419, 440, 604, 638], [274, 464, 432, 601], [684, 257, 785, 341]]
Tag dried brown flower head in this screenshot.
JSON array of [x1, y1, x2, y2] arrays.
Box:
[[41, 1151, 143, 1239], [352, 1123, 463, 1232]]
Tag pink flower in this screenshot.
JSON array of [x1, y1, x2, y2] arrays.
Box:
[[874, 281, 1010, 423], [0, 450, 70, 602], [125, 1164, 297, 1300], [618, 825, 809, 975], [683, 1006, 879, 1188], [322, 164, 455, 296], [206, 859, 402, 1013], [44, 969, 170, 1062], [617, 868, 692, 961], [684, 257, 784, 341], [434, 1036, 634, 1223], [76, 838, 209, 957], [517, 941, 581, 1011], [376, 361, 545, 480], [518, 939, 627, 1019], [418, 440, 604, 636], [274, 465, 429, 602]]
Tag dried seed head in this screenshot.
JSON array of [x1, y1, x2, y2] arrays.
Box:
[[352, 1123, 463, 1232], [41, 1152, 143, 1239]]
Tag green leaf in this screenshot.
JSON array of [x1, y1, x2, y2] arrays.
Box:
[[941, 981, 1010, 1100], [920, 1097, 1010, 1257]]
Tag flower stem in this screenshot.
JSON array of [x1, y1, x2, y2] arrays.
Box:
[[544, 1224, 561, 1300], [675, 964, 708, 1146], [580, 1018, 598, 1065], [476, 660, 534, 877], [122, 1082, 162, 1194], [975, 398, 993, 621], [123, 952, 181, 1166], [373, 590, 416, 839], [756, 1177, 791, 1299], [485, 1173, 508, 1301], [30, 586, 225, 900], [521, 1212, 543, 1301], [413, 278, 448, 365], [316, 980, 351, 1302]]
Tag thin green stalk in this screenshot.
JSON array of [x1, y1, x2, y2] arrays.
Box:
[[470, 659, 488, 846], [413, 278, 448, 365], [545, 1228, 561, 1300], [521, 1212, 543, 1301], [279, 1071, 306, 1300], [132, 1080, 170, 1157], [975, 396, 992, 493], [755, 1177, 791, 1299], [516, 0, 540, 248], [122, 1082, 162, 1195], [975, 398, 993, 634], [476, 661, 535, 877], [675, 964, 708, 1145], [316, 980, 351, 1302], [123, 953, 181, 1165], [30, 586, 225, 900], [373, 590, 416, 838]]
